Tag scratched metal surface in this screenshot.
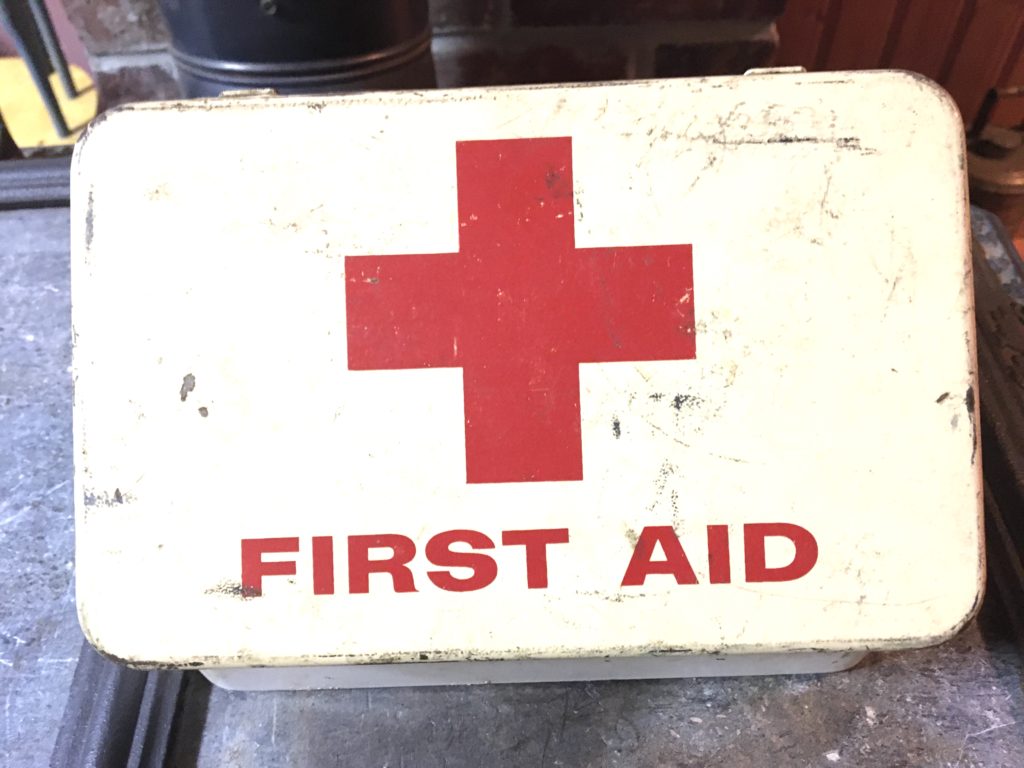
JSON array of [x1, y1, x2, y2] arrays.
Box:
[[184, 609, 1024, 767], [1, 206, 1024, 766], [0, 207, 78, 767]]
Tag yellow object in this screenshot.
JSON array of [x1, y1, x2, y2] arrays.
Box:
[[0, 57, 97, 148]]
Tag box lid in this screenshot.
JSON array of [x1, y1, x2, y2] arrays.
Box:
[[72, 70, 982, 669]]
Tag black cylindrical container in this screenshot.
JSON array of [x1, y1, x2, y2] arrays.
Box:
[[157, 0, 435, 97]]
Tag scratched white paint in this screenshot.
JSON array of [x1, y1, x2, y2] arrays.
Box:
[[71, 70, 981, 687]]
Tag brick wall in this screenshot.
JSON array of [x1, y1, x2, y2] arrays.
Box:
[[62, 0, 783, 107], [62, 0, 179, 107]]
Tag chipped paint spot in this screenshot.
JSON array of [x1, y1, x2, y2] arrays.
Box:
[[965, 386, 977, 464], [83, 488, 132, 507], [672, 393, 703, 411], [205, 581, 258, 599], [84, 189, 95, 248], [180, 373, 196, 402]]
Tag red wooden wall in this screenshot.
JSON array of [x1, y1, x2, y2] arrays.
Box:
[[777, 0, 1024, 129]]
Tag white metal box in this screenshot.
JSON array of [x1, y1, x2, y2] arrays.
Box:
[[71, 70, 982, 690]]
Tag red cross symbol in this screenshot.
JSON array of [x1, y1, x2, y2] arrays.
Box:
[[345, 137, 695, 484]]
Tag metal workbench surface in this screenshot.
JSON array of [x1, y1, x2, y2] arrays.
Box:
[[1, 206, 1023, 767]]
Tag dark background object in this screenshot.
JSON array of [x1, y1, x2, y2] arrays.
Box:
[[156, 0, 435, 96], [0, 154, 70, 208], [0, 0, 77, 134], [0, 1, 88, 70], [0, 108, 24, 158], [50, 642, 185, 768], [969, 86, 1024, 239], [974, 210, 1024, 643], [43, 1, 1024, 132], [58, 0, 784, 109]]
